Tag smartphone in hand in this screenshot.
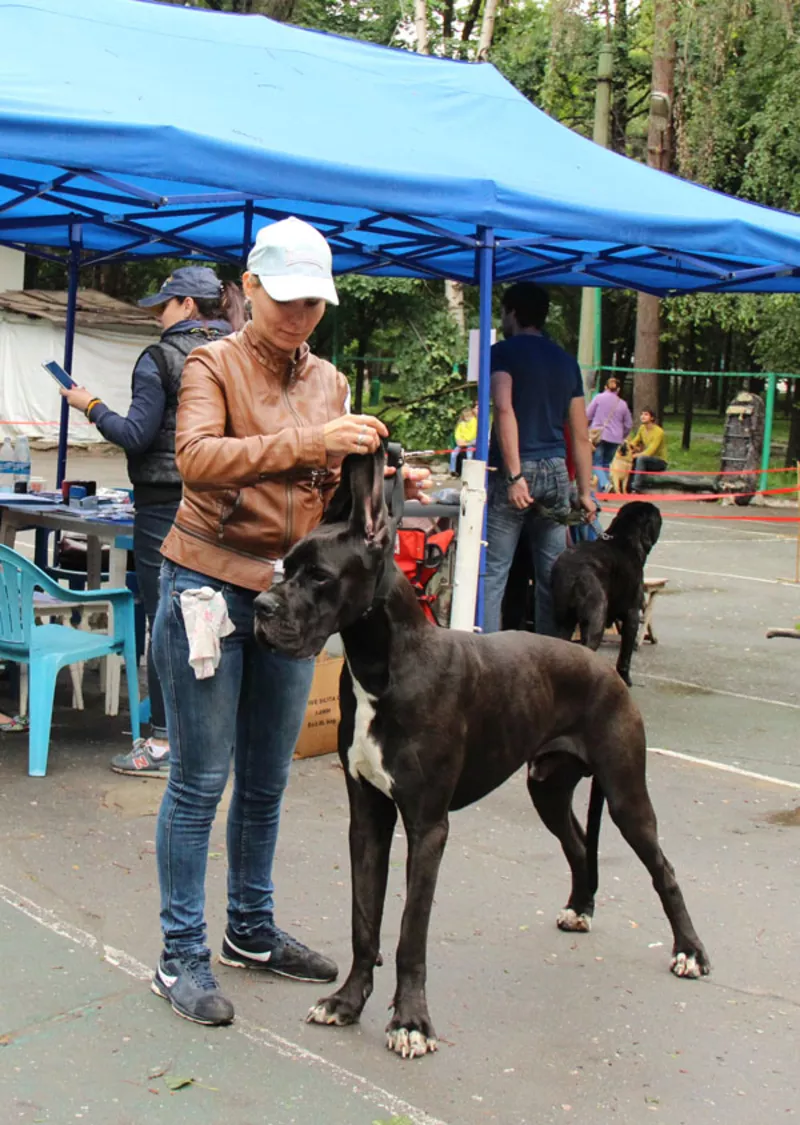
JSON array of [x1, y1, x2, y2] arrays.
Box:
[[43, 360, 77, 390]]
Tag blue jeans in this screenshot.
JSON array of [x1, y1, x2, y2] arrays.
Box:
[[153, 561, 316, 958], [449, 446, 475, 474], [133, 501, 180, 739], [592, 440, 618, 491], [483, 458, 570, 636], [630, 456, 666, 493]]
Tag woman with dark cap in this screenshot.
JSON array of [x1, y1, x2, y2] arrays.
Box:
[[62, 266, 245, 776]]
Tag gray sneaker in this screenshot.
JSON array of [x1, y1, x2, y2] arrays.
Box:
[[110, 738, 170, 776], [151, 951, 234, 1026]]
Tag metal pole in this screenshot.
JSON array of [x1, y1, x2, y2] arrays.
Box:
[[242, 199, 254, 263], [449, 228, 493, 634], [760, 372, 777, 494], [577, 41, 613, 394], [475, 227, 494, 464], [57, 227, 81, 488], [593, 294, 603, 388], [473, 227, 494, 630]]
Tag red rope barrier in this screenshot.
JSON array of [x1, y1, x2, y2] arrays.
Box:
[[597, 485, 797, 502], [639, 511, 799, 523]]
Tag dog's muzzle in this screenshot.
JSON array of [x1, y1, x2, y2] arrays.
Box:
[[254, 590, 280, 621]]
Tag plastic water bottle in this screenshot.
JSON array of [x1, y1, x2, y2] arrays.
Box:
[[13, 435, 31, 491], [0, 436, 15, 492]]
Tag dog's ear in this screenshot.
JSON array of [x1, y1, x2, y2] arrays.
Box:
[[322, 458, 355, 526], [361, 444, 391, 547], [333, 447, 390, 546]]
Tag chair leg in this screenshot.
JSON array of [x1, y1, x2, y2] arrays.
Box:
[[19, 663, 28, 717], [105, 656, 121, 717], [104, 602, 121, 717], [27, 658, 60, 778], [69, 662, 85, 711], [122, 632, 141, 742]]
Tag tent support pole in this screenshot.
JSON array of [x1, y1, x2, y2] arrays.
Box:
[[57, 229, 81, 488], [450, 228, 493, 635], [760, 372, 777, 494], [242, 199, 254, 262]]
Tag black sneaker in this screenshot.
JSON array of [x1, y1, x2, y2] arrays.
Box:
[[219, 926, 338, 983], [151, 951, 235, 1026]]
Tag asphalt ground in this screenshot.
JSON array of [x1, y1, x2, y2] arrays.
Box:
[[1, 450, 799, 1124]]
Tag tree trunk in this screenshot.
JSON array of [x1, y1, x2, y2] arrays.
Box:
[[633, 0, 675, 418], [611, 0, 631, 154], [477, 0, 499, 58], [444, 280, 466, 334], [633, 294, 661, 415], [785, 401, 800, 467], [681, 376, 693, 450], [414, 0, 428, 54]]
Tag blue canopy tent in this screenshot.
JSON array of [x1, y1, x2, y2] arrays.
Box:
[[2, 0, 800, 583]]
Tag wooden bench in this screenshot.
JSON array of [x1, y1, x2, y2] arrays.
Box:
[[599, 576, 668, 646], [638, 577, 668, 645]]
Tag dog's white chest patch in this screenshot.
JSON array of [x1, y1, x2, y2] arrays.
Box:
[[346, 668, 394, 799]]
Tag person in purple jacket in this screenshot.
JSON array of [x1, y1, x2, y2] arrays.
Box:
[[61, 267, 245, 776], [586, 377, 632, 489]]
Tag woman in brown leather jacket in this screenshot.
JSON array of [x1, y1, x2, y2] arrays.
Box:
[[149, 217, 420, 1027]]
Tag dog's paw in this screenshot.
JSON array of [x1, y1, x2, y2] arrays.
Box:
[[386, 1026, 438, 1059], [306, 996, 360, 1027], [557, 907, 592, 932], [670, 947, 711, 980]]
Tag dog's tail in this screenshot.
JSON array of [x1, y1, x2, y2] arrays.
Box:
[[585, 778, 605, 897]]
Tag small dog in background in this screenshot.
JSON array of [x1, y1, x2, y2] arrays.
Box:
[[609, 441, 634, 494]]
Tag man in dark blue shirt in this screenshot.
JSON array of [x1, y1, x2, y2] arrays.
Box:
[[484, 283, 595, 635]]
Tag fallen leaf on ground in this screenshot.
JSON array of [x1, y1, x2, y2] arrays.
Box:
[[164, 1075, 194, 1091]]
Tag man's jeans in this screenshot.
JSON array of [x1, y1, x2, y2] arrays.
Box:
[[152, 561, 315, 958], [483, 458, 570, 636], [133, 501, 180, 740], [630, 456, 666, 493]]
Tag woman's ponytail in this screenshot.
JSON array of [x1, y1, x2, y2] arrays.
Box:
[[221, 281, 247, 332], [193, 280, 247, 331]]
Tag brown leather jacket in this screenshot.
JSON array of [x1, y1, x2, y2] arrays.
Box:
[[161, 321, 349, 591]]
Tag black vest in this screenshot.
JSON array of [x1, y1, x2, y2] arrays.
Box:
[[127, 326, 227, 498]]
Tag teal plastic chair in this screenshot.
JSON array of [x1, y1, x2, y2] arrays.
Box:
[[0, 545, 140, 777]]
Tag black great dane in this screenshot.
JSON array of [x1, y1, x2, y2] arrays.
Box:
[[254, 448, 709, 1060]]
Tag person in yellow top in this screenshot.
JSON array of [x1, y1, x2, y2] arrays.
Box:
[[449, 404, 478, 475], [629, 408, 668, 493]]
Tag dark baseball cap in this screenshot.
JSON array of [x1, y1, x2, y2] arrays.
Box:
[[138, 266, 222, 308]]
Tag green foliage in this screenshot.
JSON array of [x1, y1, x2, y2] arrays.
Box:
[[25, 0, 800, 456]]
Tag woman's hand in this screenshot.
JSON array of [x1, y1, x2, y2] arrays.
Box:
[[60, 385, 95, 413], [323, 414, 387, 456], [384, 464, 432, 504]]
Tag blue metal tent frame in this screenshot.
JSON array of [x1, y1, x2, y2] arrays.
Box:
[[5, 170, 800, 487], [4, 0, 800, 627]]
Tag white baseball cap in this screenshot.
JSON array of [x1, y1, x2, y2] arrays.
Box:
[[247, 217, 339, 306]]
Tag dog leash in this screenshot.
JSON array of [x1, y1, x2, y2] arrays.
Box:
[[531, 500, 593, 527], [384, 439, 405, 523]]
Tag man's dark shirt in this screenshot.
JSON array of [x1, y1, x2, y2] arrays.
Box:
[[488, 333, 584, 467]]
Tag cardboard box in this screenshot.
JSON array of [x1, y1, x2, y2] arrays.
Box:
[[293, 650, 344, 759]]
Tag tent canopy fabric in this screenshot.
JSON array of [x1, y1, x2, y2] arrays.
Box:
[[2, 0, 800, 294]]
